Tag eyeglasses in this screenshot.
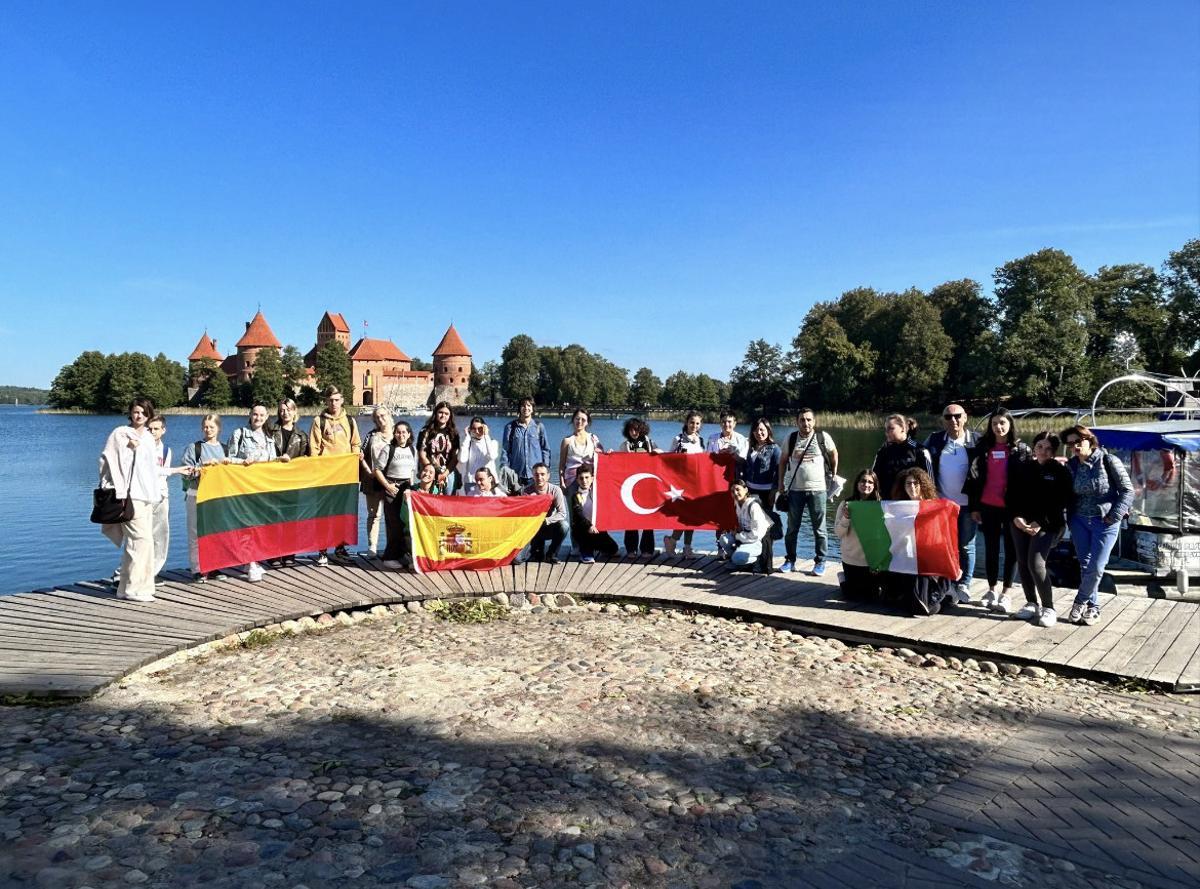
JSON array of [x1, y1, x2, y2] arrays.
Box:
[[1065, 439, 1081, 447], [943, 413, 964, 420]]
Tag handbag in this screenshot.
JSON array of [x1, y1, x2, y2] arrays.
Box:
[[91, 449, 137, 524]]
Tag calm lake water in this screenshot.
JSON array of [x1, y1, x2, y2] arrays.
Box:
[[0, 406, 885, 596]]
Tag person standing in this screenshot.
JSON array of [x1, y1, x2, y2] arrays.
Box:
[[558, 407, 603, 491], [925, 404, 980, 603], [619, 418, 660, 557], [965, 409, 1028, 614], [375, 421, 418, 571], [98, 398, 161, 602], [227, 403, 282, 583], [743, 418, 781, 573], [663, 411, 705, 558], [502, 397, 551, 488], [146, 415, 187, 577], [182, 414, 228, 581], [417, 401, 461, 491], [1007, 431, 1074, 628], [706, 412, 749, 462], [360, 405, 394, 556], [519, 463, 568, 564], [777, 408, 838, 576], [1062, 424, 1133, 626], [871, 414, 931, 501], [309, 385, 361, 565], [268, 398, 309, 567], [457, 416, 500, 495]]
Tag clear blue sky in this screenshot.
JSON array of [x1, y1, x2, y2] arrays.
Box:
[[1, 1, 1197, 388]]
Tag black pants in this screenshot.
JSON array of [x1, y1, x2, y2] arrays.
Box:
[[1012, 525, 1062, 608], [840, 563, 883, 601], [624, 529, 655, 555], [885, 572, 953, 616], [978, 504, 1016, 588], [576, 523, 619, 559], [381, 481, 412, 566], [529, 522, 566, 562]]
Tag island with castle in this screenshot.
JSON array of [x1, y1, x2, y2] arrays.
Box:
[[185, 311, 472, 411]]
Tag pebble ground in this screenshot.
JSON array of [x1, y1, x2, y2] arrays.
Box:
[[2, 598, 1196, 889]]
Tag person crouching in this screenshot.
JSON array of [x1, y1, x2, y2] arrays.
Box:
[[718, 480, 772, 571]]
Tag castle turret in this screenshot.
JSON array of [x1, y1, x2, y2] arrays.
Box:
[[234, 310, 282, 383], [431, 324, 472, 405]]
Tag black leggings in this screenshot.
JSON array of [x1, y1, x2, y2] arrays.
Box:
[[381, 481, 413, 566], [978, 504, 1015, 588], [1011, 525, 1062, 608], [624, 529, 655, 555]]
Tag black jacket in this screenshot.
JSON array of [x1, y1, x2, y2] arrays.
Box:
[[1006, 454, 1073, 532], [872, 440, 932, 500], [964, 440, 1031, 512]]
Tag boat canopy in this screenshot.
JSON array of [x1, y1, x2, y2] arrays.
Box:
[[1092, 421, 1200, 453]]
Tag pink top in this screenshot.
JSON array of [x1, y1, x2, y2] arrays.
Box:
[[981, 446, 1009, 508]]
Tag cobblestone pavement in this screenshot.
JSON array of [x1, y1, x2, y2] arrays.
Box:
[[1, 601, 1198, 889]]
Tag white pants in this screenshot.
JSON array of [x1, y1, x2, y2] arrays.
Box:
[[101, 500, 156, 598], [186, 490, 200, 574], [152, 496, 170, 576], [365, 490, 385, 552]]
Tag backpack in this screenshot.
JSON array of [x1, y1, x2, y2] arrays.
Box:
[[194, 440, 229, 463], [783, 429, 833, 488]]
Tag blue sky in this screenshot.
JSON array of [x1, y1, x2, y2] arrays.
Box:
[[1, 1, 1197, 388]]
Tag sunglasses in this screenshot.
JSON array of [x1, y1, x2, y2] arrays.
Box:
[[1065, 439, 1082, 447], [943, 413, 964, 420]]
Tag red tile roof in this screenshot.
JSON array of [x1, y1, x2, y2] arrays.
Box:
[[322, 311, 350, 333], [235, 311, 282, 349], [349, 337, 411, 362], [188, 332, 223, 362], [432, 324, 471, 357]]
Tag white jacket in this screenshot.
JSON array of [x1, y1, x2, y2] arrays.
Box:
[[734, 496, 772, 544]]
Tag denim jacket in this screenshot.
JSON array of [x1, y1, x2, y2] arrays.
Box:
[[1068, 448, 1133, 521], [742, 443, 781, 491]]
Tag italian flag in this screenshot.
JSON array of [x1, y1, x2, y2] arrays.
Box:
[[847, 499, 961, 579], [196, 453, 359, 573]]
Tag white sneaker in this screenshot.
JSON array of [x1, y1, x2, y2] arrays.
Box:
[[1013, 602, 1040, 621], [992, 593, 1013, 615], [247, 562, 265, 583], [1068, 602, 1085, 623], [954, 583, 972, 604], [682, 546, 695, 559], [315, 553, 329, 567], [663, 536, 677, 556], [1082, 605, 1101, 626], [1036, 608, 1058, 628], [980, 589, 997, 610]]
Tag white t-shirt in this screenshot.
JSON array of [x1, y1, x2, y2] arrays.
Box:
[[938, 436, 970, 506]]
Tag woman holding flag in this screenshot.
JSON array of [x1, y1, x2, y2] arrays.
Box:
[[376, 421, 418, 571]]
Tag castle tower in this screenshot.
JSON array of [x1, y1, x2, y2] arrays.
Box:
[[431, 324, 472, 405], [186, 332, 224, 399], [234, 310, 282, 384]]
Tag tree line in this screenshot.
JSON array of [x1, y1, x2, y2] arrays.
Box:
[[727, 239, 1200, 415]]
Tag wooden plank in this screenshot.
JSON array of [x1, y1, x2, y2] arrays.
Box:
[[1090, 600, 1178, 675], [1125, 602, 1196, 679], [0, 605, 213, 644], [2, 591, 248, 634], [1176, 636, 1200, 690], [1065, 597, 1154, 671], [1145, 608, 1200, 686], [496, 564, 513, 593]]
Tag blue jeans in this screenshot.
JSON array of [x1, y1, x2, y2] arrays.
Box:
[[1069, 514, 1120, 607], [785, 491, 827, 564], [956, 507, 977, 587], [719, 532, 761, 566]]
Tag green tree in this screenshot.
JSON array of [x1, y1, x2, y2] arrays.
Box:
[[101, 352, 159, 413], [993, 249, 1094, 405], [197, 358, 232, 408], [928, 279, 996, 399], [152, 352, 185, 409], [500, 335, 540, 402], [281, 345, 307, 395], [791, 309, 877, 409], [410, 356, 432, 372], [629, 367, 662, 407], [661, 371, 698, 409], [250, 346, 286, 407], [1164, 238, 1200, 370], [469, 360, 502, 404], [592, 356, 629, 405], [728, 339, 794, 415], [49, 350, 109, 409], [693, 374, 725, 410], [871, 290, 954, 410], [314, 339, 353, 401]]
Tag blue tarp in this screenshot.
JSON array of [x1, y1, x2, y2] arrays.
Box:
[[1093, 422, 1200, 453]]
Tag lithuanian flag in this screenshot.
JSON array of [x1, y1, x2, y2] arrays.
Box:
[[408, 492, 552, 573], [196, 453, 359, 572], [847, 499, 961, 579]]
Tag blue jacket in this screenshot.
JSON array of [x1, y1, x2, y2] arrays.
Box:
[[1068, 449, 1133, 521], [742, 443, 781, 491], [502, 418, 551, 481]]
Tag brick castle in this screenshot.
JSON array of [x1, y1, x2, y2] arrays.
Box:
[[186, 311, 471, 410]]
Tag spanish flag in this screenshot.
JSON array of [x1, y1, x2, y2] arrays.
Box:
[[408, 492, 552, 573], [196, 454, 359, 572]]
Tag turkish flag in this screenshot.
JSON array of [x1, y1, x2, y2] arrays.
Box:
[[593, 452, 738, 532]]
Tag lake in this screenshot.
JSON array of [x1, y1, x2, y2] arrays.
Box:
[[0, 406, 887, 595]]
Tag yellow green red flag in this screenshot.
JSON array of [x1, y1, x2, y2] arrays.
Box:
[[407, 492, 552, 572]]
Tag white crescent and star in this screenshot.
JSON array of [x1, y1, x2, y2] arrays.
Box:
[[619, 473, 686, 515]]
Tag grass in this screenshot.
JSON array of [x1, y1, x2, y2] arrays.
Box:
[[232, 628, 293, 649], [425, 598, 508, 623]]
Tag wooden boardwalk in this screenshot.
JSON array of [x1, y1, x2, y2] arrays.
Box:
[[2, 554, 1198, 698]]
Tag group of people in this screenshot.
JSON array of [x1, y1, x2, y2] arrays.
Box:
[[825, 404, 1133, 628], [99, 393, 1134, 629]]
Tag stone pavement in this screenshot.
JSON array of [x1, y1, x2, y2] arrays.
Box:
[[800, 696, 1200, 889]]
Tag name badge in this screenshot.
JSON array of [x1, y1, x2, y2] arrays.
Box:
[[992, 450, 1005, 459]]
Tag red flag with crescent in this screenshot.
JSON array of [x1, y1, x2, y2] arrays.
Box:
[[593, 452, 738, 532]]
